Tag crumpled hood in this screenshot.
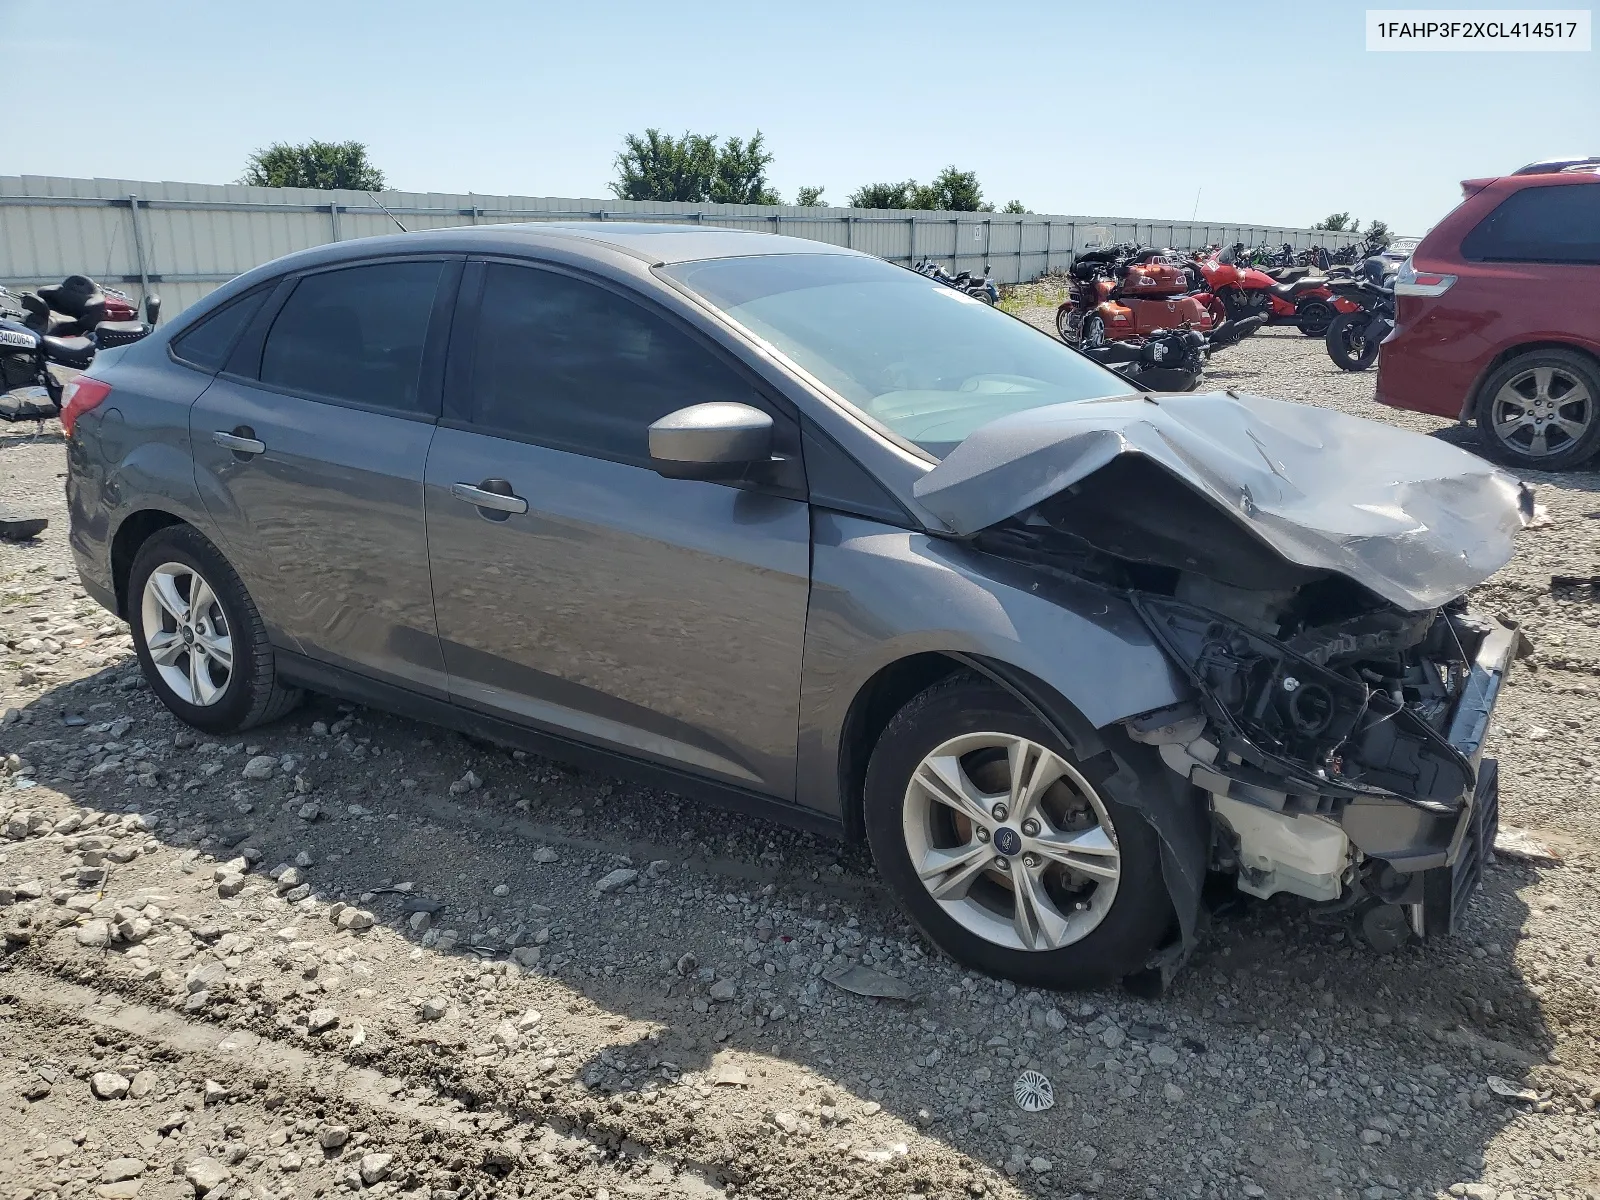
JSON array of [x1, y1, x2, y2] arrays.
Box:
[[912, 390, 1532, 611]]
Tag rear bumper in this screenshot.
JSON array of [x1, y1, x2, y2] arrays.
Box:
[[1373, 301, 1488, 419]]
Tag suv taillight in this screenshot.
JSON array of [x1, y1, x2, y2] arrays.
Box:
[[59, 376, 112, 436], [1393, 257, 1457, 298]]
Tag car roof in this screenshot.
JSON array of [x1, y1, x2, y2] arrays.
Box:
[[213, 222, 863, 297], [496, 221, 858, 264]]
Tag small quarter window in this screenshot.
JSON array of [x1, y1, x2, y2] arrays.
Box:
[[171, 287, 268, 371]]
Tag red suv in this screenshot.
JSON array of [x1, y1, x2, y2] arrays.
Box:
[[1376, 158, 1600, 470]]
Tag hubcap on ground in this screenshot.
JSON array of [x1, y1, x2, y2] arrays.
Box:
[[141, 562, 234, 707], [1491, 365, 1593, 459], [902, 732, 1121, 952]]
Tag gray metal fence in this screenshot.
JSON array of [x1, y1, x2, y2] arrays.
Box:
[[1, 175, 1349, 319]]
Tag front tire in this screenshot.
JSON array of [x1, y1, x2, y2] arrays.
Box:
[[128, 524, 301, 734], [863, 677, 1173, 988]]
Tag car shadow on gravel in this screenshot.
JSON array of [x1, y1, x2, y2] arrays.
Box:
[[2, 663, 1566, 1200]]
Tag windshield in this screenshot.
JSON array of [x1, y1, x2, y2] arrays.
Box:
[[660, 253, 1134, 457]]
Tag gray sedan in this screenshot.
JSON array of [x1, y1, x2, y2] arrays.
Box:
[[62, 223, 1526, 987]]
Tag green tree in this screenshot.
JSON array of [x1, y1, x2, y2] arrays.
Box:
[[914, 166, 989, 212], [611, 129, 781, 204], [1312, 212, 1359, 232], [1001, 200, 1029, 214], [710, 133, 780, 205], [794, 185, 826, 207], [610, 129, 719, 202], [1363, 219, 1393, 249], [239, 141, 387, 191], [847, 181, 915, 209]]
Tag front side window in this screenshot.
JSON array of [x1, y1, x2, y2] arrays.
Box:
[[1461, 183, 1600, 264], [259, 260, 443, 413], [661, 253, 1134, 458], [467, 262, 765, 461]]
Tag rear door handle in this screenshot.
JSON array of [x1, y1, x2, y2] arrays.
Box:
[[450, 481, 528, 515], [213, 430, 265, 455]]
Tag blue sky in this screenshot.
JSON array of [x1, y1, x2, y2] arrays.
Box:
[[2, 0, 1594, 234]]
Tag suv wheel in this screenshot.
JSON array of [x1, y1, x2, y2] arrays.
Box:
[[128, 525, 301, 734], [1476, 349, 1600, 470], [864, 677, 1172, 988]]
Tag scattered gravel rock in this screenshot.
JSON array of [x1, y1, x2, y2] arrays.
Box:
[[241, 755, 276, 780], [89, 1071, 129, 1100]]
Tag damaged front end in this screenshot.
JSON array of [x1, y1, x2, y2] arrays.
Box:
[[1124, 592, 1517, 948], [914, 390, 1532, 951]]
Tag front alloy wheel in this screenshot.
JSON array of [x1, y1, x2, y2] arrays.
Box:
[[864, 678, 1173, 988], [903, 732, 1121, 952], [141, 562, 234, 706]]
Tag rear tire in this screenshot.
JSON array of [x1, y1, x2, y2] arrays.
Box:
[[1296, 300, 1334, 337], [863, 676, 1173, 988], [128, 524, 301, 734], [1473, 348, 1600, 471], [1325, 312, 1380, 371]]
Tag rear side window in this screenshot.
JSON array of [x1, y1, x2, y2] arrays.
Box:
[[1461, 183, 1600, 264], [467, 262, 765, 461], [260, 260, 443, 413], [171, 287, 267, 371]]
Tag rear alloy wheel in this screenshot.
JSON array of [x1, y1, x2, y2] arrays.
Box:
[[1079, 313, 1108, 349], [1477, 350, 1600, 470], [864, 678, 1172, 988], [128, 524, 302, 734], [141, 563, 234, 707]]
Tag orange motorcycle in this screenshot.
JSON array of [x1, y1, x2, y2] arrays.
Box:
[[1055, 246, 1215, 347]]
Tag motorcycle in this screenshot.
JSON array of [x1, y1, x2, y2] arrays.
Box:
[[0, 278, 160, 424], [1055, 246, 1215, 347], [913, 259, 1000, 304], [1322, 260, 1394, 372], [1185, 247, 1341, 337], [1079, 327, 1207, 391]]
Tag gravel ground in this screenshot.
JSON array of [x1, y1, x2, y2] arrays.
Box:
[[3, 330, 1599, 1200]]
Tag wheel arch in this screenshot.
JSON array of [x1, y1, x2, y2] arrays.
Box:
[[1461, 339, 1600, 422], [111, 509, 190, 617], [835, 651, 1105, 845]]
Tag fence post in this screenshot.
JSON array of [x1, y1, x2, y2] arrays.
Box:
[[1016, 220, 1023, 283], [127, 194, 151, 307], [908, 216, 915, 265], [329, 201, 342, 242], [845, 215, 853, 250]]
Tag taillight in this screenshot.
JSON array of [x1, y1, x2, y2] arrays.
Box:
[[59, 376, 112, 436], [1393, 257, 1457, 298]]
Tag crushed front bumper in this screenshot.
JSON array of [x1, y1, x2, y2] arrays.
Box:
[[1137, 610, 1519, 940]]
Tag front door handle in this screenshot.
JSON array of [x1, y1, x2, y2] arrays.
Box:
[[213, 429, 265, 456], [450, 480, 528, 515]]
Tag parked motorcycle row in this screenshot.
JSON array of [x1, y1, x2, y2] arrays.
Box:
[[913, 258, 1001, 304], [0, 276, 160, 423], [1050, 241, 1398, 390]]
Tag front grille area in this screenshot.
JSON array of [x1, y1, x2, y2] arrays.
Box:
[[1422, 757, 1499, 938]]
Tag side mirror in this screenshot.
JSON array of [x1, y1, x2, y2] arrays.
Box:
[[649, 402, 773, 480], [144, 294, 161, 325]]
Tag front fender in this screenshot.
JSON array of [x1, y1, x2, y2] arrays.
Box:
[[795, 512, 1189, 817]]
